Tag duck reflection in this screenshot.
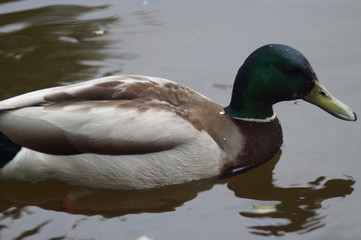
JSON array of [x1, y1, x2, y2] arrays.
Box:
[[0, 150, 355, 234], [226, 151, 355, 236], [0, 177, 215, 217], [0, 4, 121, 98]]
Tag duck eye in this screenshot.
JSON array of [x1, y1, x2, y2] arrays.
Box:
[[320, 90, 327, 97]]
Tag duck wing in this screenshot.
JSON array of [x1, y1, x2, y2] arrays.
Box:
[[0, 75, 199, 155]]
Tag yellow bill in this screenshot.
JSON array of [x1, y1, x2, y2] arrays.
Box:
[[304, 81, 357, 121]]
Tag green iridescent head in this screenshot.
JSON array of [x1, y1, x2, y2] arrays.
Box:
[[224, 44, 357, 121]]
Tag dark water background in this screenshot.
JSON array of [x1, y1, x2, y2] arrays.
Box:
[[0, 0, 360, 239]]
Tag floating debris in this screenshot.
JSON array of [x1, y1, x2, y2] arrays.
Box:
[[252, 204, 277, 214], [94, 29, 106, 35], [137, 236, 154, 240]]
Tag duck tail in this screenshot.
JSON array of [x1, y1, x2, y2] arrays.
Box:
[[0, 131, 21, 168]]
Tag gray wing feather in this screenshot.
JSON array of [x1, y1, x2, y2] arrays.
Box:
[[0, 76, 197, 155]]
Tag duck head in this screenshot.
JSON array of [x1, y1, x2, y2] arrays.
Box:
[[224, 44, 357, 122]]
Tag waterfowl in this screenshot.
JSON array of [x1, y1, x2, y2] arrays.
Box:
[[0, 44, 356, 190]]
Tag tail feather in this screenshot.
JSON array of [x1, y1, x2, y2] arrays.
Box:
[[0, 131, 21, 168]]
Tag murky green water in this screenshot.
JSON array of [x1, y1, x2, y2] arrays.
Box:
[[0, 0, 360, 239]]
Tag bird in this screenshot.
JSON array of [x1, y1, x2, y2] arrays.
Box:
[[0, 44, 356, 190]]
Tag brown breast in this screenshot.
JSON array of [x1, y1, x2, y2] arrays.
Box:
[[220, 117, 283, 176]]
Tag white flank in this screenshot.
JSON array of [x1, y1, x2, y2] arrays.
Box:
[[0, 131, 222, 190], [0, 109, 223, 189]]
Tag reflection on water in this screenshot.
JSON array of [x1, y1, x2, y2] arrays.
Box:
[[0, 177, 215, 218], [0, 151, 355, 237], [226, 152, 355, 236], [0, 1, 358, 239], [0, 4, 121, 98]]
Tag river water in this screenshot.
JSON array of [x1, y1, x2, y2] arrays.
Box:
[[0, 0, 360, 239]]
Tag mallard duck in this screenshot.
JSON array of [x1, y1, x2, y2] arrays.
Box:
[[0, 44, 356, 190]]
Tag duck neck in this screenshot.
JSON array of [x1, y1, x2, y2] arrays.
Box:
[[224, 65, 275, 121], [223, 104, 274, 122]]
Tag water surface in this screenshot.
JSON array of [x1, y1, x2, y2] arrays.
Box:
[[0, 1, 360, 239]]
